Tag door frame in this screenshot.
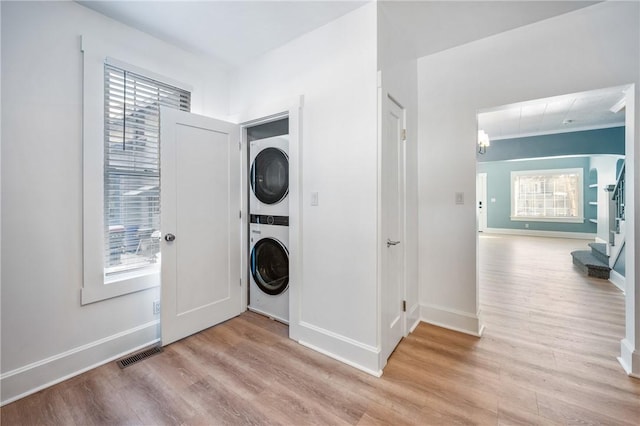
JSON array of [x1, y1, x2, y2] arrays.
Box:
[[474, 83, 639, 376], [235, 96, 303, 341], [377, 87, 408, 367]]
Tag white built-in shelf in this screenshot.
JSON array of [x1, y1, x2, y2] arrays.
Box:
[[589, 201, 598, 206], [589, 184, 599, 188], [589, 218, 598, 224]]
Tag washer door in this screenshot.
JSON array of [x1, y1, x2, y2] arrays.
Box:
[[251, 238, 289, 295], [250, 147, 289, 205]]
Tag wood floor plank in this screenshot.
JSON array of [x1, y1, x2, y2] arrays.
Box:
[[58, 367, 143, 426], [1, 235, 638, 425], [179, 375, 274, 426], [110, 362, 199, 425], [496, 383, 539, 418]]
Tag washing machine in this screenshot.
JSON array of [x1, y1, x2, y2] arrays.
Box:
[[248, 215, 289, 323], [249, 136, 289, 216]]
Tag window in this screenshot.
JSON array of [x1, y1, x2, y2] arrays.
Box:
[[104, 64, 190, 279], [81, 36, 195, 304], [511, 168, 584, 223]]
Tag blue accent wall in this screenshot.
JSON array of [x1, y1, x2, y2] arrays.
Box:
[[477, 127, 625, 162], [477, 157, 595, 233]]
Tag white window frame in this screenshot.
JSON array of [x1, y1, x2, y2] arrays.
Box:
[[510, 168, 584, 223], [81, 36, 192, 305]]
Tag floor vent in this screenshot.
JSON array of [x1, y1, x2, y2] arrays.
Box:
[[116, 345, 163, 369]]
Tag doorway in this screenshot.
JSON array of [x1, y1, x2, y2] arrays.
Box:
[[246, 118, 290, 325], [237, 96, 303, 341], [475, 84, 632, 373], [380, 93, 407, 364]]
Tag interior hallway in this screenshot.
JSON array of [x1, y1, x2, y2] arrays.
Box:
[[1, 235, 638, 424]]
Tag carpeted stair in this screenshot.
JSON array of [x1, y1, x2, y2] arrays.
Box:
[[571, 242, 611, 279]]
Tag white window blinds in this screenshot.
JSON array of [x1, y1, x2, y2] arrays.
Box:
[[104, 64, 190, 276]]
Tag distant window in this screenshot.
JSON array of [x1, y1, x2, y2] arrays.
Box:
[[104, 64, 190, 278], [511, 168, 584, 223]]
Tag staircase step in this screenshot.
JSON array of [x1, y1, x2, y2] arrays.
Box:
[[588, 242, 609, 264], [571, 250, 611, 279]]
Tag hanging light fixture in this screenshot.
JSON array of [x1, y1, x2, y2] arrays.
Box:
[[478, 130, 490, 154]]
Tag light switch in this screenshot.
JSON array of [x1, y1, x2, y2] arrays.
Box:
[[455, 192, 464, 205], [311, 192, 319, 206], [491, 197, 496, 203]]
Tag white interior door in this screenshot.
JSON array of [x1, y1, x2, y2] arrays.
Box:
[[477, 173, 487, 232], [381, 94, 406, 363], [160, 108, 241, 345]]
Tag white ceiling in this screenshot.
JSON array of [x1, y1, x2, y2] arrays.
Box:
[[77, 0, 368, 67], [478, 86, 627, 141], [77, 1, 598, 68], [380, 1, 598, 59], [77, 1, 616, 139]]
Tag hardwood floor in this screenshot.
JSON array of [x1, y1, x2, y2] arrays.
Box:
[[2, 235, 639, 425]]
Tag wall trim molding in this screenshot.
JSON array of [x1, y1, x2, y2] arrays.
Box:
[[609, 270, 626, 293], [409, 318, 421, 333], [618, 338, 640, 378], [420, 303, 484, 337], [484, 228, 596, 240], [1, 320, 159, 406], [297, 321, 381, 376], [408, 303, 420, 333]]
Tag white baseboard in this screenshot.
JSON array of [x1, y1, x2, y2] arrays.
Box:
[[609, 270, 626, 293], [296, 321, 382, 377], [1, 320, 160, 406], [420, 303, 484, 337], [484, 228, 596, 240], [618, 338, 640, 378], [409, 318, 421, 333], [408, 302, 420, 333]]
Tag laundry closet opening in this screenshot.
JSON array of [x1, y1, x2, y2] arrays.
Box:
[[246, 118, 291, 326]]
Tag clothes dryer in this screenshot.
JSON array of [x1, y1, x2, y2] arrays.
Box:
[[248, 215, 289, 323], [249, 136, 289, 216]]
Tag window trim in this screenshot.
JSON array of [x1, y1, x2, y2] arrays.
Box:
[[510, 168, 585, 224], [81, 36, 192, 305]]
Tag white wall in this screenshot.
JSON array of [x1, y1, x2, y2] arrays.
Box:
[[0, 1, 230, 403], [0, 3, 3, 385], [377, 2, 420, 334], [417, 1, 640, 370], [230, 3, 380, 373]]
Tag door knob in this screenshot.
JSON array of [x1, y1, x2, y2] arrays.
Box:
[[386, 239, 400, 248], [164, 233, 176, 242]]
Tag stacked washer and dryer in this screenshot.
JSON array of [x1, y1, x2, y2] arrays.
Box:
[[248, 134, 290, 324]]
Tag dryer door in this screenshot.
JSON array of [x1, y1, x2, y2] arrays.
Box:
[[251, 238, 289, 295], [250, 147, 289, 205]]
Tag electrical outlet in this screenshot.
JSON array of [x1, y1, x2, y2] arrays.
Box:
[[525, 223, 529, 229], [153, 300, 161, 315]]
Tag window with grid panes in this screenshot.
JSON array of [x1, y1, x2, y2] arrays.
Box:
[[104, 64, 190, 277], [510, 168, 584, 222]]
